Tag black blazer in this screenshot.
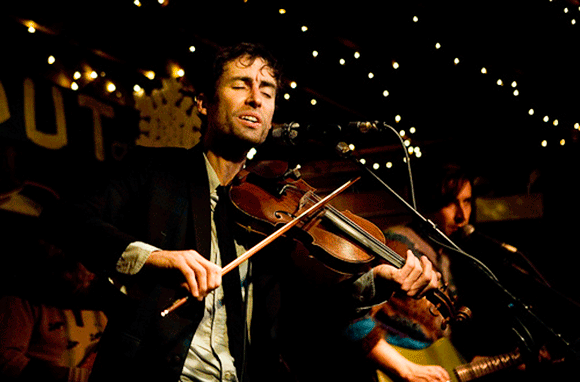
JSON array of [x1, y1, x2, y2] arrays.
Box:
[[42, 144, 245, 382]]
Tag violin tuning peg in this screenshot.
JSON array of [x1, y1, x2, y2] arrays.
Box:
[[284, 166, 301, 180]]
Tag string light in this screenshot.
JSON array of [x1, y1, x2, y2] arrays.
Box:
[[14, 6, 578, 155]]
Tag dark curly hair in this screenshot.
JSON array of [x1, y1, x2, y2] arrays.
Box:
[[199, 42, 283, 100]]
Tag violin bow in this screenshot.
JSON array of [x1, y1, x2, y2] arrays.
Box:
[[161, 176, 361, 317]]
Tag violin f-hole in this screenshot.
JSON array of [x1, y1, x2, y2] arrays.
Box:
[[275, 210, 296, 220]]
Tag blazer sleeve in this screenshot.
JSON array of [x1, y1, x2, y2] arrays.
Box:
[[40, 147, 169, 276]]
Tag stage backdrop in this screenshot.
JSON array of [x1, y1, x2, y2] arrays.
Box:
[[1, 73, 202, 214]]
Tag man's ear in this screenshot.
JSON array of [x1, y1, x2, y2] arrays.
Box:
[[196, 93, 208, 116]]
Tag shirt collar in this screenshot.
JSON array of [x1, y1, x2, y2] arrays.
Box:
[[203, 153, 221, 195]]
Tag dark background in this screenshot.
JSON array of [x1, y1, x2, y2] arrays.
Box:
[[2, 0, 580, 367]]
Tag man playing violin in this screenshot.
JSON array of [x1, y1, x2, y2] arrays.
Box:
[[41, 42, 441, 382]]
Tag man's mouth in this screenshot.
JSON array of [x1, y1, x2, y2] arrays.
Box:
[[240, 115, 259, 123]]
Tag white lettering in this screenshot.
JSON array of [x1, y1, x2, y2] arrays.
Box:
[[23, 78, 68, 149], [78, 94, 114, 162]]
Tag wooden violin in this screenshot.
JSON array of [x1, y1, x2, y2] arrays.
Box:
[[227, 160, 470, 326]]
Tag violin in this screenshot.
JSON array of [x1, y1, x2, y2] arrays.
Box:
[[227, 160, 470, 327]]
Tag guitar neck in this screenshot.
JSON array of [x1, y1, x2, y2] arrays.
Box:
[[454, 349, 522, 382]]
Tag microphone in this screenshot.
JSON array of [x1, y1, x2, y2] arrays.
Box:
[[460, 224, 519, 254], [347, 121, 380, 133], [269, 122, 342, 146], [460, 224, 553, 286], [269, 121, 383, 146], [270, 122, 300, 145]]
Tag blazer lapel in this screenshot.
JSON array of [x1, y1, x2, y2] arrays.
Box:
[[187, 145, 212, 260]]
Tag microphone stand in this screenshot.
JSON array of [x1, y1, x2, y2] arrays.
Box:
[[334, 139, 580, 366]]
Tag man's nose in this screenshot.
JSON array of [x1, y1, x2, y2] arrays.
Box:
[[246, 86, 262, 107]]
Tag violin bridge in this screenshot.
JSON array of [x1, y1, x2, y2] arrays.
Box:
[[298, 190, 315, 212]]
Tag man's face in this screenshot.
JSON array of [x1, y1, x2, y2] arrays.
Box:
[[203, 55, 277, 148], [431, 181, 472, 237]]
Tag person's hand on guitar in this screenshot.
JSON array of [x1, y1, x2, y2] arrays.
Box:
[[371, 338, 450, 382]]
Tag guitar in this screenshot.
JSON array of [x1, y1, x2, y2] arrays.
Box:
[[376, 338, 522, 382]]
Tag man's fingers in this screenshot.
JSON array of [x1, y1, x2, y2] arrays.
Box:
[[147, 250, 222, 300]]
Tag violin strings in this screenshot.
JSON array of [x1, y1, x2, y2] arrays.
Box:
[[305, 194, 405, 268]]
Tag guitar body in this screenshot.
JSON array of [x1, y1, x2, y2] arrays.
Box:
[[376, 337, 465, 382], [376, 337, 522, 382]]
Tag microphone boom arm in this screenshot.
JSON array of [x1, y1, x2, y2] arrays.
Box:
[[334, 133, 579, 364]]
